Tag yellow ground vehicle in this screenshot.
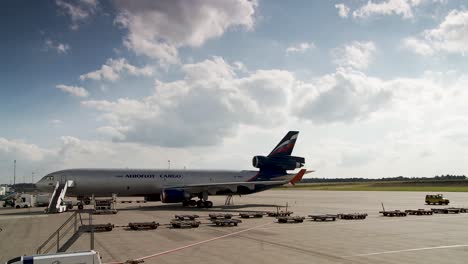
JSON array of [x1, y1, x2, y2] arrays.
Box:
[[425, 194, 449, 205]]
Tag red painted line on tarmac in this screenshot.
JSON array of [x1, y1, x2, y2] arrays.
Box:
[[103, 222, 272, 264]]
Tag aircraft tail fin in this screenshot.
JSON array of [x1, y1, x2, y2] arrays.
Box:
[[268, 131, 299, 157]]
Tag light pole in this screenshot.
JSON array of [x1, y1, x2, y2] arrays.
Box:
[[32, 172, 35, 184], [13, 160, 16, 186]]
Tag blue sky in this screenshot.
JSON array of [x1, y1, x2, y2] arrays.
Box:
[[1, 0, 468, 183]]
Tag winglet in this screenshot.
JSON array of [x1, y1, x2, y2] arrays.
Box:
[[290, 169, 307, 186]]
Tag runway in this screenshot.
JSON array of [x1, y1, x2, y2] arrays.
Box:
[[1, 190, 468, 263]]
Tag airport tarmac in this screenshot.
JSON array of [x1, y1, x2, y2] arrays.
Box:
[[1, 190, 468, 263]]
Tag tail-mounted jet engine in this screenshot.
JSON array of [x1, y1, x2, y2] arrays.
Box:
[[252, 155, 305, 171]]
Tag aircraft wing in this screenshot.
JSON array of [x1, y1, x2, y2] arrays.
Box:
[[164, 169, 308, 195]]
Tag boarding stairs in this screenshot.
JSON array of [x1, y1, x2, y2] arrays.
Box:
[[37, 210, 95, 254], [46, 180, 73, 213]]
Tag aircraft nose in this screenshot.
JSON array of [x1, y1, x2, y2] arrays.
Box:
[[36, 177, 49, 191]]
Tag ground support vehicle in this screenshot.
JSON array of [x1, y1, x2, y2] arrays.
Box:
[[208, 213, 232, 220], [338, 213, 368, 219], [211, 219, 241, 226], [82, 223, 114, 232], [170, 219, 201, 228], [3, 199, 15, 208], [425, 194, 449, 205], [36, 194, 51, 207], [128, 221, 159, 230], [308, 214, 337, 221], [431, 208, 460, 214], [405, 209, 433, 215], [93, 199, 117, 214], [239, 212, 264, 218], [277, 216, 305, 223], [379, 210, 407, 217], [267, 211, 293, 217], [174, 214, 199, 220]]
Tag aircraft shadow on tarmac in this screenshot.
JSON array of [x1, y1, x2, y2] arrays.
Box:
[[116, 203, 284, 213]]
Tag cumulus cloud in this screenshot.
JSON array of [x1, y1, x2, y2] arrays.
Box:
[[114, 0, 258, 64], [353, 0, 423, 19], [80, 58, 154, 82], [335, 3, 350, 18], [286, 42, 315, 54], [55, 0, 98, 30], [44, 39, 70, 54], [293, 68, 392, 123], [56, 84, 89, 97], [0, 138, 52, 162], [331, 41, 376, 70], [403, 10, 468, 56], [82, 57, 295, 147]]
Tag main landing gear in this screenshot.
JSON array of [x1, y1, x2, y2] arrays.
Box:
[[77, 196, 91, 210], [182, 199, 213, 208]]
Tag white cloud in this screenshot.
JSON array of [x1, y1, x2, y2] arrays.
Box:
[[335, 3, 350, 18], [55, 84, 89, 98], [353, 0, 423, 19], [293, 68, 392, 123], [331, 41, 376, 70], [403, 10, 468, 56], [44, 39, 70, 54], [80, 58, 154, 82], [55, 0, 98, 30], [82, 56, 295, 147], [114, 0, 258, 65], [0, 138, 52, 162], [49, 119, 63, 126], [286, 42, 315, 54]]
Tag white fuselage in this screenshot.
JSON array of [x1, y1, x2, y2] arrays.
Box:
[[36, 168, 259, 197]]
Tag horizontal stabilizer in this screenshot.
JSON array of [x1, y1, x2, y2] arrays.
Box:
[[289, 169, 309, 185]]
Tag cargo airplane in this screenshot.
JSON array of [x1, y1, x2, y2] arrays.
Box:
[[36, 131, 308, 208]]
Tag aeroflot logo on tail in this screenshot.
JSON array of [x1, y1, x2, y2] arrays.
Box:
[[125, 174, 182, 178]]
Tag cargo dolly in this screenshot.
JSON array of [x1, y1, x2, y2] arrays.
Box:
[[211, 218, 242, 226], [447, 207, 468, 213], [277, 216, 305, 223], [338, 213, 368, 219], [431, 208, 460, 214], [308, 214, 337, 221], [174, 214, 199, 220], [379, 210, 407, 217], [208, 213, 233, 220], [128, 221, 159, 230], [405, 209, 433, 215], [267, 211, 293, 217], [81, 223, 114, 232], [170, 219, 201, 228], [239, 212, 264, 218]]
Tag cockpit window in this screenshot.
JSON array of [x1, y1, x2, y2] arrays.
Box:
[[47, 176, 54, 181]]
